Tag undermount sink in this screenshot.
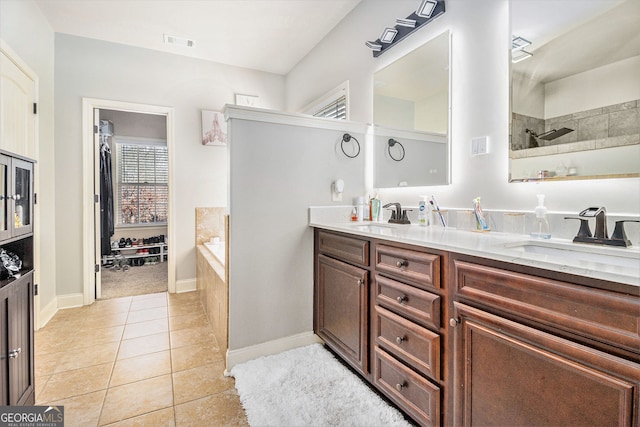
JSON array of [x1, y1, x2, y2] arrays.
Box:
[[348, 223, 406, 233], [503, 240, 640, 269]]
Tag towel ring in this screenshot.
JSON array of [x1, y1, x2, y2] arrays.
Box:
[[388, 138, 405, 162], [341, 133, 361, 158]]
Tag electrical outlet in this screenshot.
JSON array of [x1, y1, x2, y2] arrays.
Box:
[[471, 136, 489, 155]]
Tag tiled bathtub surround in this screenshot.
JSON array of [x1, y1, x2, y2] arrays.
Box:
[[511, 100, 640, 151], [196, 207, 227, 245], [195, 207, 229, 362]]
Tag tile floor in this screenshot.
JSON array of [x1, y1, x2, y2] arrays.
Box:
[[35, 291, 249, 426]]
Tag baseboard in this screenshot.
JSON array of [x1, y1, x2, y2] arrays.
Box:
[[37, 296, 59, 330], [226, 332, 323, 370], [175, 277, 196, 293], [56, 293, 84, 310]]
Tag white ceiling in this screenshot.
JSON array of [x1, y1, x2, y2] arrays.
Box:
[[34, 0, 361, 75]]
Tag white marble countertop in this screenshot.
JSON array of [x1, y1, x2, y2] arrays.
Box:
[[310, 220, 640, 288]]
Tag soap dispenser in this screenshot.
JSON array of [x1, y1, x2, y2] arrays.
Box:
[[530, 194, 551, 239]]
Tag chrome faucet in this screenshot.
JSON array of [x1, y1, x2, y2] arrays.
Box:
[[383, 202, 411, 224], [565, 207, 639, 247]]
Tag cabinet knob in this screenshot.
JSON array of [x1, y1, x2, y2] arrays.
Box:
[[449, 318, 460, 327], [9, 348, 21, 359], [396, 295, 408, 304], [357, 279, 364, 286], [395, 381, 407, 392], [396, 259, 408, 268], [395, 336, 406, 345]]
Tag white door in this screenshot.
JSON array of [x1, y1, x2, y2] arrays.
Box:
[[0, 49, 36, 158]]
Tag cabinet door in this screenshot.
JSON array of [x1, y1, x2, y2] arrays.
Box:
[[316, 254, 368, 375], [451, 302, 640, 426], [7, 273, 34, 405], [0, 154, 9, 241], [10, 158, 33, 237]]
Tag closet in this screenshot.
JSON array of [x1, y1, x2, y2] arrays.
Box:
[[97, 110, 168, 299]]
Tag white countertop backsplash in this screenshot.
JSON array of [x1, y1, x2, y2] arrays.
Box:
[[309, 206, 640, 287]]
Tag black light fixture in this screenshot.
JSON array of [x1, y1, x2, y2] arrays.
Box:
[[366, 0, 446, 57], [512, 35, 533, 63]]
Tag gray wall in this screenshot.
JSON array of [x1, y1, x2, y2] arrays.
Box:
[[53, 34, 285, 295], [228, 112, 366, 350]]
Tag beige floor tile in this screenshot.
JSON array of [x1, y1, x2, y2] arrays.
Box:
[[117, 332, 170, 360], [55, 341, 119, 373], [170, 326, 217, 349], [133, 291, 167, 301], [35, 350, 63, 377], [174, 389, 248, 427], [104, 407, 175, 427], [130, 294, 167, 312], [78, 325, 125, 347], [99, 374, 173, 425], [169, 313, 210, 332], [82, 311, 129, 329], [172, 361, 234, 405], [168, 302, 203, 317], [123, 318, 169, 340], [110, 350, 171, 387], [126, 307, 168, 324], [34, 375, 50, 401], [88, 297, 132, 315], [37, 362, 112, 403], [47, 390, 106, 427], [171, 342, 223, 372]]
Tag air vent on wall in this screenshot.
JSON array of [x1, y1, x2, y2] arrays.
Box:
[[163, 34, 195, 48]]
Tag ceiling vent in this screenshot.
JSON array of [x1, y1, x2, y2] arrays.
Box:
[[163, 34, 195, 48]]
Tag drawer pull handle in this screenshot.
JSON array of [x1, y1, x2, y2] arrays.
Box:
[[396, 295, 408, 304], [396, 336, 406, 345], [9, 348, 21, 359], [396, 260, 408, 268], [449, 318, 460, 327], [395, 381, 407, 392]]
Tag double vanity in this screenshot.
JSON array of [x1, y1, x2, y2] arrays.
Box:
[[312, 219, 640, 426]]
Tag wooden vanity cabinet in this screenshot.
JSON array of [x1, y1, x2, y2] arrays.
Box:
[[372, 242, 446, 427], [449, 255, 640, 426], [314, 230, 370, 375]]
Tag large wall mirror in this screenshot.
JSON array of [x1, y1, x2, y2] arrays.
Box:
[[510, 0, 640, 182], [373, 30, 450, 188]]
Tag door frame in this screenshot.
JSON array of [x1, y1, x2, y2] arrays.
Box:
[[82, 98, 176, 305]]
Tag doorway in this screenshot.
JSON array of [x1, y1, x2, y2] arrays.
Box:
[[82, 99, 175, 306], [98, 109, 168, 299]]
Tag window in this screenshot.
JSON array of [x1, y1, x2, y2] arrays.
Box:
[[116, 142, 168, 225], [313, 95, 347, 120], [300, 81, 349, 120]]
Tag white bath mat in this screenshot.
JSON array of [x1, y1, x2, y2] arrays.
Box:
[[229, 343, 413, 427]]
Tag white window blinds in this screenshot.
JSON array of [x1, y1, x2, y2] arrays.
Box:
[[313, 95, 347, 120], [116, 143, 168, 225]]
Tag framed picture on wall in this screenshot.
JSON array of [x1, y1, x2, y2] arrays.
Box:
[[202, 110, 227, 146]]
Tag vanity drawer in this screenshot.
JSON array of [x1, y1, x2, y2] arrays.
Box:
[[375, 244, 439, 290], [375, 274, 441, 331], [374, 347, 440, 427], [453, 259, 640, 356], [374, 306, 440, 381], [317, 230, 369, 267]]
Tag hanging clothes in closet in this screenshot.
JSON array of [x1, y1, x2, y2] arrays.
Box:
[[100, 136, 115, 256]]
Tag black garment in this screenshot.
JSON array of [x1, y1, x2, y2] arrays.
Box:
[[100, 140, 115, 256]]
